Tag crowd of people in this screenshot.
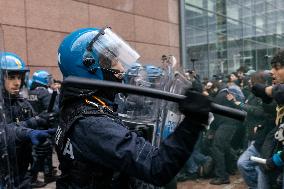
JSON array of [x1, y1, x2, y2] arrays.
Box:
[[176, 50, 284, 189], [2, 25, 284, 189]]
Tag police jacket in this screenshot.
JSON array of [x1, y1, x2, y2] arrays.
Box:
[[28, 87, 51, 115], [3, 93, 36, 187], [0, 123, 34, 188], [55, 88, 203, 189]]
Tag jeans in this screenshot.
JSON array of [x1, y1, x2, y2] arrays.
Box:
[[184, 134, 210, 174], [185, 150, 209, 174], [237, 144, 269, 189]]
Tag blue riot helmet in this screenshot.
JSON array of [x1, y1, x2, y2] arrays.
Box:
[[143, 64, 163, 88], [0, 52, 29, 72], [58, 27, 140, 82], [124, 62, 143, 84], [28, 79, 33, 90], [0, 52, 30, 90], [31, 70, 53, 88]]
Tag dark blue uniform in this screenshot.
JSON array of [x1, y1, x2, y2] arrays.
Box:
[[55, 95, 203, 188], [28, 87, 58, 182], [28, 87, 51, 115], [3, 95, 37, 188], [0, 123, 32, 188]]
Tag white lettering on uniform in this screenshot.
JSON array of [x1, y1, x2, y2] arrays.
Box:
[[63, 138, 74, 159], [55, 126, 62, 145]]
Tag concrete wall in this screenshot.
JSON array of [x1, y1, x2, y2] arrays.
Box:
[[0, 0, 180, 80]]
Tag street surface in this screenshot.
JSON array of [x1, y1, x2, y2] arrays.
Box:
[[38, 152, 247, 189]]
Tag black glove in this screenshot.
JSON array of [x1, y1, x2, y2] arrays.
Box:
[[179, 89, 211, 125], [36, 111, 58, 128], [251, 84, 272, 103]]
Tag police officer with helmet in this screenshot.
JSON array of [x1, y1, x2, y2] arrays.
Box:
[[55, 27, 211, 188], [29, 70, 55, 114], [0, 52, 57, 188], [28, 70, 59, 186]]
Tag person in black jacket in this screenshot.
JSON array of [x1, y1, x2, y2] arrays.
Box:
[[55, 27, 212, 188], [209, 82, 243, 185], [251, 49, 284, 188], [28, 70, 59, 186], [234, 71, 276, 189], [0, 52, 56, 188]]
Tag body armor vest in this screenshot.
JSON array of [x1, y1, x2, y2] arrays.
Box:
[[56, 100, 123, 189]]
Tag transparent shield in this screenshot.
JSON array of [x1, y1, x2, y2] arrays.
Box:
[[154, 56, 189, 147], [0, 25, 18, 188], [116, 65, 164, 189], [116, 65, 161, 145], [160, 73, 188, 140]]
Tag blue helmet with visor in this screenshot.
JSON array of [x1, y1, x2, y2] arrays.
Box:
[[0, 52, 30, 89], [57, 27, 140, 81], [0, 52, 29, 72]]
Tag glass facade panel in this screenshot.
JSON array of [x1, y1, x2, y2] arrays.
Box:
[[182, 0, 284, 78]]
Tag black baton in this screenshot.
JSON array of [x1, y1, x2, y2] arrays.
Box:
[[47, 90, 57, 112], [63, 76, 247, 121]]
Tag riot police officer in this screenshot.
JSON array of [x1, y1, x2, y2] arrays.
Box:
[[55, 27, 211, 188], [29, 70, 55, 114], [28, 70, 59, 186], [0, 52, 56, 188]]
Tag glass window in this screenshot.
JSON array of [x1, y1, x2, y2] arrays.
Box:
[[182, 0, 284, 79]]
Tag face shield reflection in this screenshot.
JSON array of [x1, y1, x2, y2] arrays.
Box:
[[89, 27, 140, 76]]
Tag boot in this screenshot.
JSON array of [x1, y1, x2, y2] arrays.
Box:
[[31, 174, 46, 188], [44, 174, 59, 184], [210, 177, 230, 185]]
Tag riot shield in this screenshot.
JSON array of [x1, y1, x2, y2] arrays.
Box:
[[116, 65, 160, 145], [0, 25, 18, 188], [153, 72, 189, 148], [115, 65, 164, 189], [153, 56, 188, 147]]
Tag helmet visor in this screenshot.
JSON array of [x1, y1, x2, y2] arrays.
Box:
[[89, 27, 140, 70]]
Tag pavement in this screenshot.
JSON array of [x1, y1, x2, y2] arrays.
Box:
[[39, 175, 247, 189], [37, 152, 247, 189], [177, 175, 247, 189]]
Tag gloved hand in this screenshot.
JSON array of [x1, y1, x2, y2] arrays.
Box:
[[251, 84, 272, 103], [266, 151, 284, 170], [36, 111, 58, 127], [179, 89, 211, 125], [29, 128, 56, 145]]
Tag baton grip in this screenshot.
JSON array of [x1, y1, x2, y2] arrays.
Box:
[[47, 91, 57, 112]]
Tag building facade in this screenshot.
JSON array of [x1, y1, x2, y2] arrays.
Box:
[[0, 0, 180, 79], [181, 0, 284, 78]]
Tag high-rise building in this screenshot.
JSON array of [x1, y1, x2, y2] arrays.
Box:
[[181, 0, 284, 78]]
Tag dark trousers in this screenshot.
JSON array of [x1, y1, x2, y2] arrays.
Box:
[[211, 124, 237, 180], [31, 144, 53, 178]]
